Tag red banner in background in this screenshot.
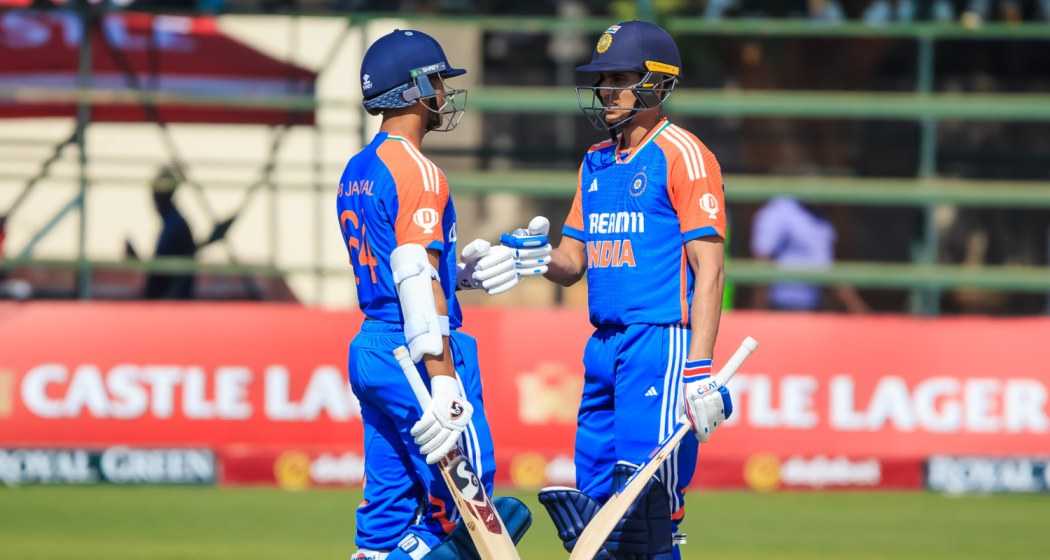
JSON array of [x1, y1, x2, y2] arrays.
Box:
[[0, 11, 315, 125], [1, 303, 1048, 489]]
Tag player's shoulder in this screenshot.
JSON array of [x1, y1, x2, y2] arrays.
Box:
[[587, 138, 616, 154], [653, 121, 719, 179], [376, 135, 446, 194], [580, 138, 616, 170], [654, 122, 717, 161]]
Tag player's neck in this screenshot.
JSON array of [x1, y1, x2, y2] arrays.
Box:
[[380, 111, 427, 149], [617, 111, 663, 151]]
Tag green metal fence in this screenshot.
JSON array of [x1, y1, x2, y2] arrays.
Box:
[[2, 13, 1049, 311]]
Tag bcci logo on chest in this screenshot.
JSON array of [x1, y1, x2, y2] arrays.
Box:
[[629, 171, 647, 197]]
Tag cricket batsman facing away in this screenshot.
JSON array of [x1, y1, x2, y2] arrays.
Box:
[[338, 29, 535, 560], [500, 20, 735, 559]]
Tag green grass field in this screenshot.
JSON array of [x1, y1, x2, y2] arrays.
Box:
[[1, 487, 1048, 559]]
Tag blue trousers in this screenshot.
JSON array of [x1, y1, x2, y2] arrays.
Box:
[[575, 323, 699, 521], [348, 320, 495, 552]]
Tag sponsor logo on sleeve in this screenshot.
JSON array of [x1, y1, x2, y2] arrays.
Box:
[[413, 208, 440, 235], [699, 193, 720, 219]]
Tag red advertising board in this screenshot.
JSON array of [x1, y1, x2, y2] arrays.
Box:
[[2, 303, 1048, 490], [0, 10, 315, 124]]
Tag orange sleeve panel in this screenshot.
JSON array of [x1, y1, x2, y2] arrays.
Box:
[[656, 125, 727, 242], [378, 139, 450, 251], [562, 164, 585, 241]]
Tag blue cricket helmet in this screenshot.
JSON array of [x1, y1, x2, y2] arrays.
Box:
[[577, 20, 681, 78], [360, 29, 467, 115], [575, 21, 681, 133]]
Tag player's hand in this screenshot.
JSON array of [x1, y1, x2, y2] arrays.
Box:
[[680, 359, 733, 443], [456, 238, 490, 291], [411, 375, 474, 464], [456, 239, 519, 295], [501, 216, 552, 277]]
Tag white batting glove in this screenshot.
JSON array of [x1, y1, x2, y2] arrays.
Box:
[[456, 239, 490, 290], [501, 216, 551, 277], [456, 239, 519, 295], [411, 375, 473, 465], [680, 359, 734, 443]]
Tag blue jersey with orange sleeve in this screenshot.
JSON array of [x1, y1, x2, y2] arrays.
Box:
[[336, 131, 462, 328], [562, 118, 726, 327]]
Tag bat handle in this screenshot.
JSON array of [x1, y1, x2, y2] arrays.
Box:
[[693, 336, 759, 397], [394, 345, 433, 409]]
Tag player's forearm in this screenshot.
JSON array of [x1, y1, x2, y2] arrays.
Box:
[[424, 257, 455, 377], [689, 267, 724, 360], [686, 239, 725, 361], [422, 340, 454, 378], [544, 240, 586, 287]]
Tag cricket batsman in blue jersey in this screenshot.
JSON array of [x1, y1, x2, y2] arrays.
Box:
[[338, 29, 538, 560], [500, 21, 736, 559]]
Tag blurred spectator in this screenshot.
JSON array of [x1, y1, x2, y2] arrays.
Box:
[[856, 0, 961, 21], [704, 0, 737, 18], [863, 0, 915, 22], [940, 207, 1050, 314], [808, 0, 846, 21], [0, 215, 33, 301], [963, 0, 1048, 21], [750, 197, 869, 313], [861, 0, 958, 22], [144, 166, 196, 300], [197, 0, 225, 13]]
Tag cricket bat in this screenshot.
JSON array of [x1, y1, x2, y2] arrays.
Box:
[[393, 346, 522, 560], [568, 336, 759, 560]]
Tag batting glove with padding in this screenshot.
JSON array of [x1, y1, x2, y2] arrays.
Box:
[[681, 359, 733, 443], [411, 375, 474, 464]]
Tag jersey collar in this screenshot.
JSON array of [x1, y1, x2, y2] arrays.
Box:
[[616, 117, 671, 165]]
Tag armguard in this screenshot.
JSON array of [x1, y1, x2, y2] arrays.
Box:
[[390, 244, 447, 362]]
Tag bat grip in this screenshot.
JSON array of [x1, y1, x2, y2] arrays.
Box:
[[688, 336, 759, 398], [394, 345, 433, 409]]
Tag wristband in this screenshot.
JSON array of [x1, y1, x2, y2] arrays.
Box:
[[682, 359, 712, 383]]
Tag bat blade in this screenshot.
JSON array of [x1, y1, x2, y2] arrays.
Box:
[[568, 426, 689, 560], [437, 451, 520, 558], [568, 336, 759, 560], [393, 347, 521, 560]]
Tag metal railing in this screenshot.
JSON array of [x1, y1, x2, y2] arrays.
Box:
[[2, 12, 1049, 311]]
